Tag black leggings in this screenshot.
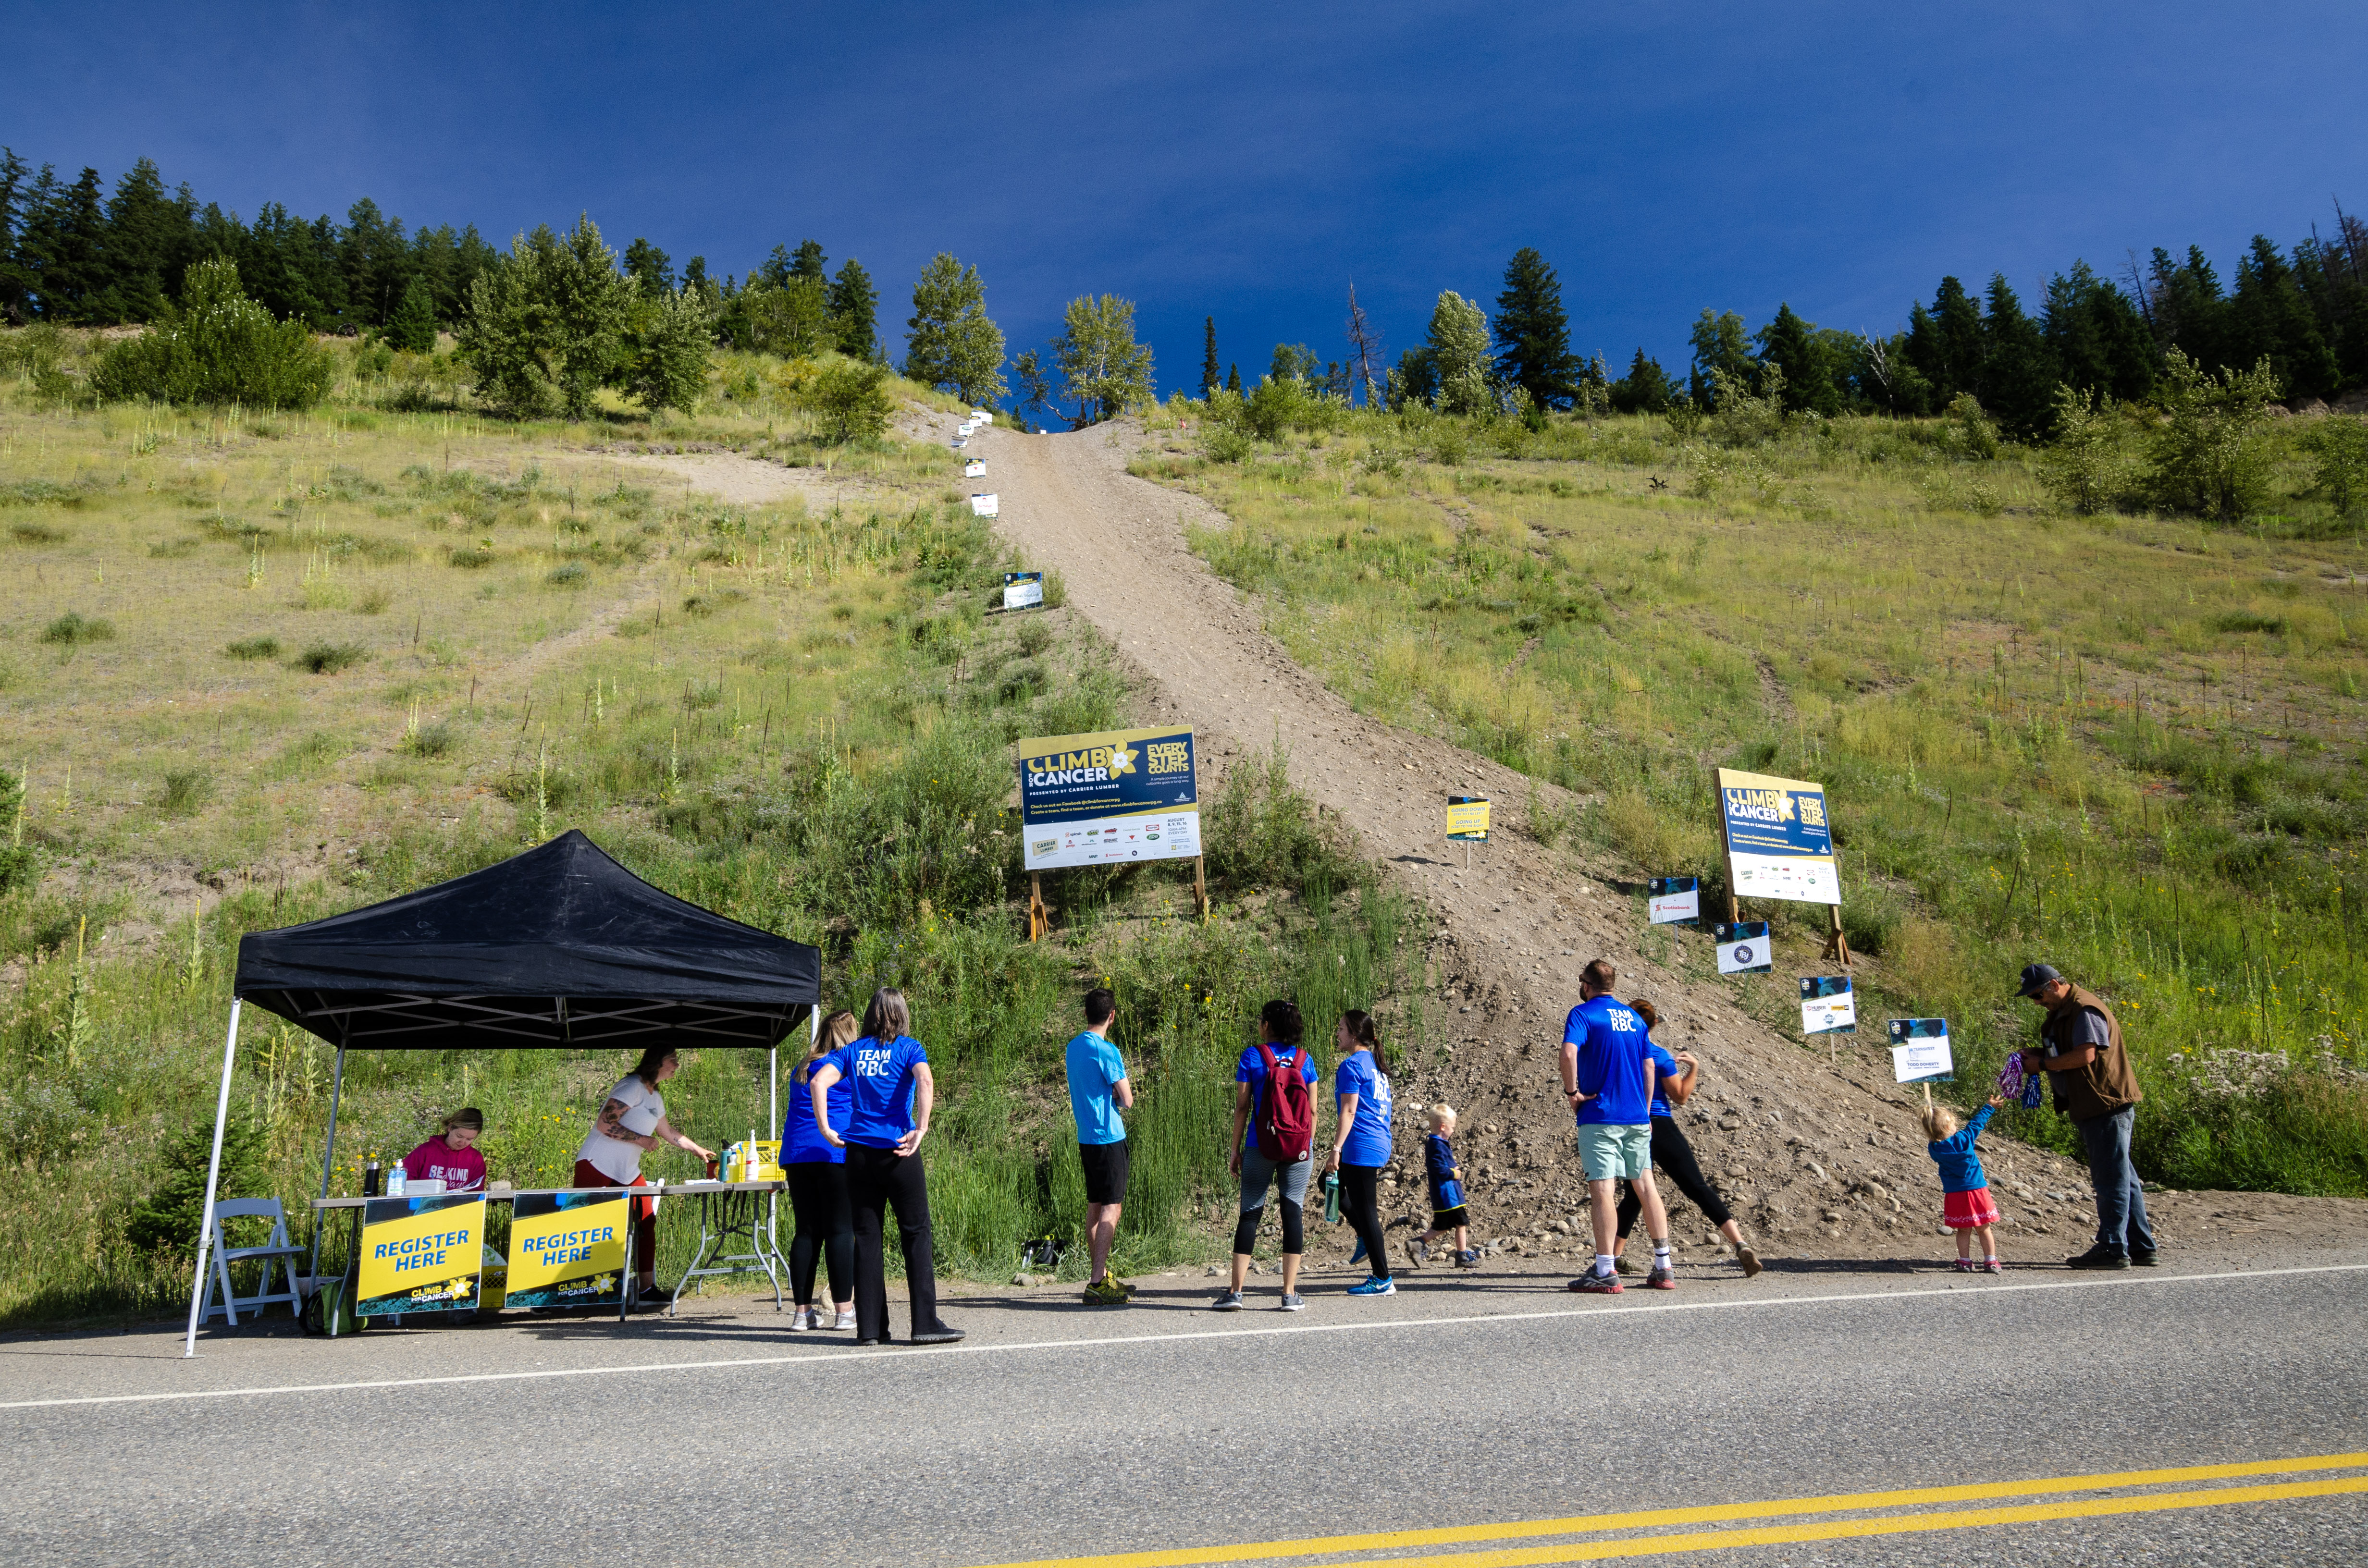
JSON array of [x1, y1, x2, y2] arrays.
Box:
[[785, 1161, 853, 1308], [1337, 1164, 1390, 1279], [844, 1144, 944, 1342], [1616, 1116, 1734, 1239]]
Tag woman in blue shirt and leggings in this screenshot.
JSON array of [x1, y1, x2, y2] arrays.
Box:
[[783, 1009, 859, 1331], [809, 988, 964, 1346]]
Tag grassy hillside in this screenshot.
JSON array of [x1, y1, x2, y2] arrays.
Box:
[[0, 337, 1420, 1327], [1129, 396, 2368, 1195]]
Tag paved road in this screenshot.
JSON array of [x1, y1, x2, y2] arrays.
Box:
[[5, 1249, 2367, 1566]]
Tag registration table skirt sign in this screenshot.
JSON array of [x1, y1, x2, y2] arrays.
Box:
[[185, 828, 822, 1356]]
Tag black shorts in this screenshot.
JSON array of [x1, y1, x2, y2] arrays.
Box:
[[1079, 1140, 1130, 1206], [1431, 1205, 1469, 1229]]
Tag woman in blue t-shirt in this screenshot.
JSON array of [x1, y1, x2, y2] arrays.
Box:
[[808, 988, 964, 1346], [782, 1009, 859, 1332], [1323, 1009, 1396, 1298]]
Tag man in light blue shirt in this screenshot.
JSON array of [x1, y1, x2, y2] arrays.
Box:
[[1064, 988, 1135, 1304]]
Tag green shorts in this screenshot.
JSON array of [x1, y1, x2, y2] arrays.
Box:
[[1578, 1122, 1652, 1182]]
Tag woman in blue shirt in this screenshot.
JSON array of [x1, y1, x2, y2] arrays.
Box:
[[1324, 1010, 1396, 1298], [783, 1009, 859, 1332], [808, 988, 964, 1346]]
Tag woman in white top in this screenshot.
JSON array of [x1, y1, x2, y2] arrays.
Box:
[[573, 1045, 714, 1304]]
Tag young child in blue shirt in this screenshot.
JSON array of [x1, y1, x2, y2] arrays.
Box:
[[1406, 1104, 1476, 1268], [1925, 1097, 2010, 1274]]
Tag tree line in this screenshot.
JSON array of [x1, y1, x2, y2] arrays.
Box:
[[1200, 204, 2368, 441]]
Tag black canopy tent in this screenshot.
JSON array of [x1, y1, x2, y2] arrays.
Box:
[[184, 830, 822, 1356]]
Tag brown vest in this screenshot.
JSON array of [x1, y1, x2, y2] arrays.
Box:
[[2042, 984, 2142, 1120]]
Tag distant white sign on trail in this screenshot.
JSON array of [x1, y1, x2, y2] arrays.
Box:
[[964, 460, 987, 478]]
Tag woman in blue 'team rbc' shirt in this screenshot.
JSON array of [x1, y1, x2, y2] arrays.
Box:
[[781, 1009, 859, 1332], [809, 988, 964, 1347], [1324, 1009, 1396, 1298]]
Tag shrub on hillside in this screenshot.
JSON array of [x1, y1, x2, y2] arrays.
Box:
[[2039, 384, 2130, 515], [2302, 416, 2368, 518], [90, 258, 332, 410], [1205, 742, 1352, 897], [618, 284, 715, 415], [2145, 351, 2281, 521], [804, 359, 895, 443]]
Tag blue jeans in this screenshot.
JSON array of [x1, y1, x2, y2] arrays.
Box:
[[2076, 1107, 2154, 1254]]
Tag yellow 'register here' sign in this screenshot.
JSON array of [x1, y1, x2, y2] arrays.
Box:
[[507, 1196, 629, 1294], [357, 1196, 484, 1314]]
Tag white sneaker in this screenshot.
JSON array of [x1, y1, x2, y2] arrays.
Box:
[[788, 1306, 812, 1331], [831, 1309, 856, 1330]]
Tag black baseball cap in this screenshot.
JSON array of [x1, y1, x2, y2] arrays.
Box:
[[2016, 963, 2062, 999]]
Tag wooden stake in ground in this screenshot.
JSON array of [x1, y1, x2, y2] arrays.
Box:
[[1026, 873, 1050, 943]]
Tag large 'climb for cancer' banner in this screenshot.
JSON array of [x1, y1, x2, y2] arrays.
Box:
[[1017, 725, 1199, 871]]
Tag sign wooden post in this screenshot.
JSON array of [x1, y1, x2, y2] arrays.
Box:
[[1193, 855, 1209, 922], [1027, 873, 1050, 943]]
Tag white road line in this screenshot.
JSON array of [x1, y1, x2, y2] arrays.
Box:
[[4, 1262, 2361, 1413]]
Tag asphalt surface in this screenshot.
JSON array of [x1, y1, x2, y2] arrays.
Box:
[[5, 1244, 2367, 1567]]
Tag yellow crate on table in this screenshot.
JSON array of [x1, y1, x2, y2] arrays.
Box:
[[729, 1139, 785, 1182]]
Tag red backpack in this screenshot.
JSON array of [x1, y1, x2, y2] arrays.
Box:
[[1254, 1044, 1316, 1162]]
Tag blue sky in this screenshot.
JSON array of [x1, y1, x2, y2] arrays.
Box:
[[7, 1, 2365, 396]]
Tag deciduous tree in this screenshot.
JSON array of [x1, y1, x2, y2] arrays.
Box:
[[1053, 293, 1155, 426]]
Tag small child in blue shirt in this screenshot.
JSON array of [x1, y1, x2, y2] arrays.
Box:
[[1924, 1097, 2010, 1274], [1407, 1104, 1476, 1268]]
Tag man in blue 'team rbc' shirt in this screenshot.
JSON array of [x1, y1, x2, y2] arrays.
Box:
[[1064, 988, 1135, 1303], [1561, 958, 1669, 1295]]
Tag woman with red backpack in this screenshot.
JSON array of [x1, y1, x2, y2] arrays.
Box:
[[1214, 999, 1320, 1312]]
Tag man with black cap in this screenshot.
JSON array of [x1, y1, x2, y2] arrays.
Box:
[[2017, 963, 2156, 1269]]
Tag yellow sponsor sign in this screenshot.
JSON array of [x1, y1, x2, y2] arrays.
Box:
[[357, 1195, 483, 1315], [506, 1195, 629, 1295]]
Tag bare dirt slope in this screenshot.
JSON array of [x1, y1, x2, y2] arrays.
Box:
[[675, 418, 2368, 1273]]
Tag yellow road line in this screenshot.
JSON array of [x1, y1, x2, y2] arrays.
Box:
[[1360, 1477, 2368, 1567], [969, 1452, 2368, 1568]]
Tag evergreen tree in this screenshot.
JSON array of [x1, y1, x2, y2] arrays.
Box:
[[1686, 309, 1754, 407], [2231, 234, 2339, 401], [682, 256, 710, 294], [1978, 275, 2058, 440], [457, 215, 633, 419], [1492, 247, 1580, 409], [1904, 276, 1984, 404], [387, 274, 437, 353], [791, 239, 827, 284], [2146, 246, 2232, 374], [902, 252, 1005, 404], [620, 284, 714, 413], [1752, 303, 1840, 415], [1200, 315, 1219, 399], [90, 256, 332, 408], [755, 245, 795, 290], [623, 237, 674, 297], [2041, 261, 2155, 405], [1609, 347, 1676, 413], [1226, 363, 1240, 393], [827, 258, 879, 360], [93, 157, 192, 322]]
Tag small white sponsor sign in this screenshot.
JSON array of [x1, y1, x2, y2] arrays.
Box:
[[971, 492, 1000, 518]]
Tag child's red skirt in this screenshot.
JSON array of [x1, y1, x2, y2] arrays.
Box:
[[1943, 1188, 2000, 1228]]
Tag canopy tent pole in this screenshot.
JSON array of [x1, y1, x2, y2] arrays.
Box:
[[183, 998, 244, 1360], [309, 1046, 347, 1278]]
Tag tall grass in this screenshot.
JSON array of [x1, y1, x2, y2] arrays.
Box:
[[1139, 399, 2368, 1196]]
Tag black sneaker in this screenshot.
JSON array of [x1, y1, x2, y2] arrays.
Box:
[[2128, 1247, 2159, 1267], [2067, 1244, 2129, 1270], [909, 1324, 966, 1346]]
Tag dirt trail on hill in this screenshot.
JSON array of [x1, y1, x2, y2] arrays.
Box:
[[666, 419, 2368, 1272]]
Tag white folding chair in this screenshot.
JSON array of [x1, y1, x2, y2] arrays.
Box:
[[201, 1198, 308, 1325]]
